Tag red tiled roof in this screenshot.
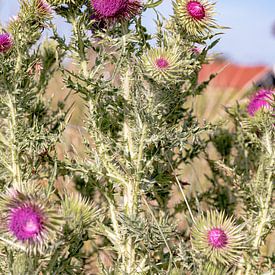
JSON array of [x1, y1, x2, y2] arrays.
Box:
[[198, 62, 271, 90]]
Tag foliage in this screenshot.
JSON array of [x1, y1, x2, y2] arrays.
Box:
[[0, 0, 274, 274]]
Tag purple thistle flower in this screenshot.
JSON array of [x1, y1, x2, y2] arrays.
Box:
[[9, 205, 43, 241], [191, 46, 201, 55], [0, 33, 13, 53], [174, 0, 216, 36], [191, 211, 245, 265], [142, 46, 183, 84], [247, 89, 274, 116], [155, 57, 170, 70], [91, 0, 142, 24], [187, 1, 206, 20], [208, 228, 228, 248], [37, 0, 53, 17], [0, 187, 63, 254]]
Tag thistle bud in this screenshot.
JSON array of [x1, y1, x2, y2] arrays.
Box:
[[62, 193, 97, 230]]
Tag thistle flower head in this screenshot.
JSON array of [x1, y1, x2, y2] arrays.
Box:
[[142, 46, 182, 84], [191, 46, 201, 55], [187, 1, 205, 20], [191, 211, 245, 265], [36, 0, 53, 18], [62, 193, 97, 230], [91, 0, 142, 24], [207, 228, 228, 248], [0, 186, 63, 254], [9, 205, 43, 241], [174, 0, 216, 36], [247, 89, 274, 117], [0, 33, 13, 53]]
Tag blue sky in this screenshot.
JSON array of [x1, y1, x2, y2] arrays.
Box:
[[1, 0, 275, 65]]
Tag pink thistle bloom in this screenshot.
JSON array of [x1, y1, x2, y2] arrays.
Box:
[[155, 57, 169, 70], [174, 0, 216, 36], [91, 0, 142, 24], [37, 0, 53, 17], [191, 46, 201, 55], [187, 1, 206, 20], [0, 33, 13, 53], [247, 89, 274, 116], [191, 211, 245, 265], [0, 187, 63, 254], [208, 228, 228, 248], [9, 205, 43, 241]]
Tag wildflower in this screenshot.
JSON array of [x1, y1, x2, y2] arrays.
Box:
[[191, 211, 245, 265], [90, 0, 142, 24], [174, 0, 216, 36], [0, 33, 13, 53], [142, 46, 182, 84], [0, 187, 63, 254], [247, 89, 274, 117], [191, 46, 201, 55], [36, 0, 53, 18]]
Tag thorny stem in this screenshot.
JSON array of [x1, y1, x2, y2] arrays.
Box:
[[7, 93, 21, 185], [0, 237, 25, 251], [237, 144, 274, 274], [252, 155, 274, 249], [123, 69, 134, 160], [137, 124, 147, 174], [244, 154, 274, 274], [141, 194, 174, 270], [122, 68, 139, 273], [71, 18, 89, 78]]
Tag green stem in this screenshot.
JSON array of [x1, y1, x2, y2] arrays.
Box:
[[252, 156, 274, 249], [122, 68, 139, 273], [142, 194, 173, 270], [237, 153, 274, 274], [7, 94, 21, 185], [71, 18, 89, 78], [137, 124, 147, 174]]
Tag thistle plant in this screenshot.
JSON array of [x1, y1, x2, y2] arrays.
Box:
[[0, 0, 273, 274], [205, 89, 274, 273]]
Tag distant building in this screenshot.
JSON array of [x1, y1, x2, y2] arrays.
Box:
[[199, 62, 275, 91], [191, 62, 274, 122]]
